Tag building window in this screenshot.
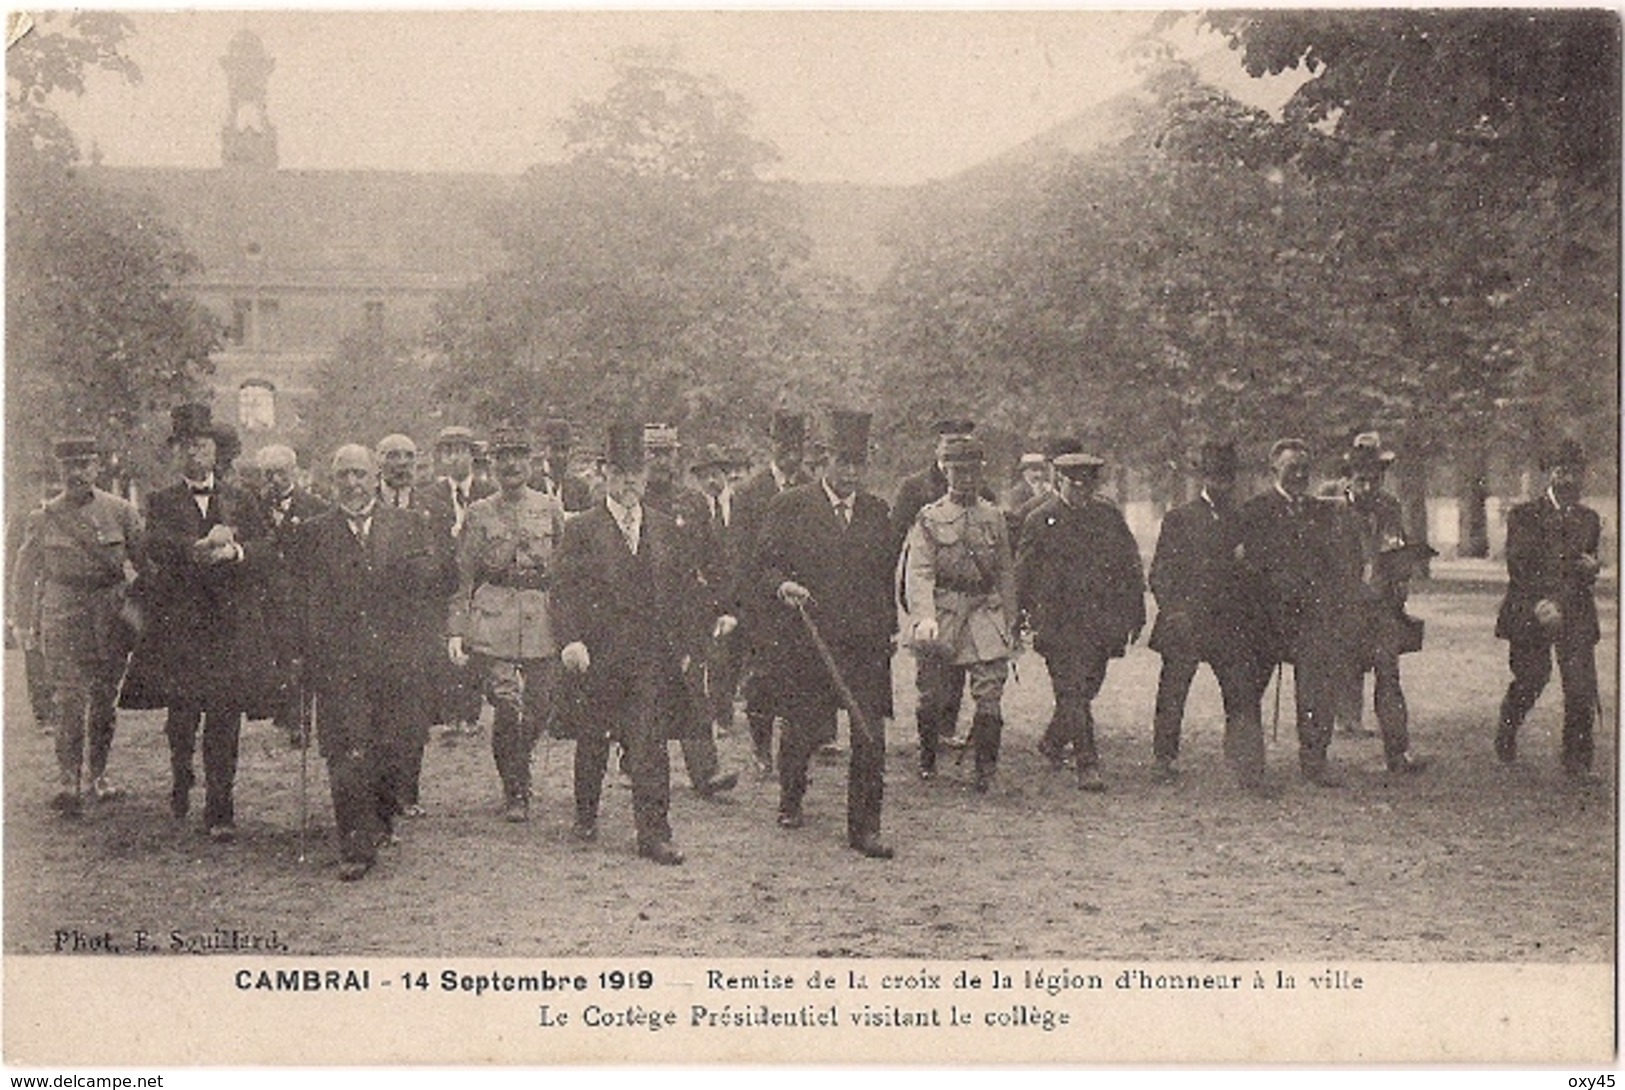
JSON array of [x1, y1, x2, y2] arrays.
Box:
[[363, 300, 385, 332], [229, 299, 252, 346], [256, 298, 279, 348], [239, 380, 276, 431]]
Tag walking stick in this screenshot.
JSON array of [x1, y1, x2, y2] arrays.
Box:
[[1271, 662, 1284, 744], [298, 685, 312, 864], [794, 601, 882, 748]]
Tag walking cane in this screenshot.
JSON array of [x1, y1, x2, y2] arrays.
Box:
[[794, 601, 882, 749], [1271, 662, 1285, 744], [298, 684, 312, 864]]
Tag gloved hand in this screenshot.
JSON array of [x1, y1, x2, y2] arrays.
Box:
[[777, 580, 812, 608], [713, 614, 738, 639], [447, 636, 468, 667], [561, 641, 591, 672], [912, 617, 940, 644]]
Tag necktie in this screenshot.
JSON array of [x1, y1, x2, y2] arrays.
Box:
[[618, 508, 639, 553], [347, 516, 369, 544], [835, 498, 851, 527]]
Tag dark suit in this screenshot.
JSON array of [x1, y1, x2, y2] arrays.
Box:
[[257, 487, 330, 740], [1147, 493, 1267, 781], [533, 462, 595, 515], [298, 504, 455, 865], [1495, 493, 1603, 771], [754, 481, 895, 840], [551, 500, 706, 848], [135, 478, 271, 827], [1237, 488, 1361, 774], [1015, 494, 1146, 770]]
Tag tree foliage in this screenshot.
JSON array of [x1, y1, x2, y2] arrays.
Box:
[[306, 328, 451, 460]]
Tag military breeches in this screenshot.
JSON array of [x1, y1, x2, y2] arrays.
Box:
[[1500, 636, 1598, 772], [1043, 644, 1112, 769], [481, 655, 556, 800], [52, 666, 120, 782], [1152, 654, 1265, 781]]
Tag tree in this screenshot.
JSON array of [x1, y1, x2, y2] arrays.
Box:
[[305, 328, 453, 461], [430, 57, 845, 448], [6, 13, 217, 489]]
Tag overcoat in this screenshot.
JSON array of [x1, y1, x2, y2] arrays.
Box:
[[1015, 495, 1145, 659], [1147, 495, 1261, 664], [1495, 495, 1602, 646]]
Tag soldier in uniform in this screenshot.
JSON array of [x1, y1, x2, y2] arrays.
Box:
[[447, 428, 566, 821], [901, 434, 1018, 790], [754, 409, 896, 858], [254, 444, 330, 746], [1237, 438, 1360, 787], [12, 437, 142, 812], [1495, 438, 1604, 779], [1146, 440, 1273, 793], [1333, 434, 1431, 774], [298, 444, 457, 880], [1015, 450, 1145, 791], [552, 422, 706, 865], [731, 411, 814, 776], [8, 463, 61, 735]]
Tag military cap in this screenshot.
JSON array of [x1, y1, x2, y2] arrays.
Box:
[[1343, 431, 1396, 473], [689, 443, 732, 473], [1194, 440, 1240, 478], [769, 411, 807, 448], [1044, 436, 1084, 461], [52, 436, 100, 460], [939, 434, 986, 467], [376, 433, 418, 456], [1018, 451, 1047, 469], [434, 425, 477, 449], [827, 409, 873, 464], [1541, 437, 1587, 470], [643, 423, 681, 451], [542, 418, 573, 446], [603, 422, 647, 474], [1053, 451, 1106, 481], [487, 427, 532, 456]]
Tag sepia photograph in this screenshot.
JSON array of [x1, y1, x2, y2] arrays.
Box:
[[2, 6, 1618, 1069]]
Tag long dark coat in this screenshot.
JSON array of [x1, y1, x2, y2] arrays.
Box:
[[1236, 489, 1361, 665], [547, 501, 708, 742], [295, 505, 455, 756], [1147, 495, 1263, 665], [123, 479, 274, 710], [1495, 496, 1602, 646], [752, 482, 897, 725], [254, 487, 330, 709], [1015, 495, 1146, 658]]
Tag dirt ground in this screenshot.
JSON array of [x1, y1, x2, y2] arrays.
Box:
[[4, 583, 1615, 961]]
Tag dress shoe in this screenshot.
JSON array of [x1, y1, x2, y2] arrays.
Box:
[[337, 860, 371, 882], [1494, 725, 1518, 764], [776, 808, 804, 829], [50, 788, 82, 816], [375, 828, 400, 848], [503, 797, 530, 823], [91, 776, 123, 801], [1387, 753, 1431, 775], [1076, 764, 1106, 792], [638, 840, 685, 866], [570, 818, 598, 842], [695, 771, 739, 798], [917, 749, 937, 780], [208, 823, 237, 843], [848, 834, 894, 859], [1036, 738, 1066, 771]]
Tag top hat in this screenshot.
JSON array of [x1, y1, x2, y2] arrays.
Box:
[[1343, 431, 1396, 473], [52, 436, 100, 460], [1053, 451, 1106, 481], [1044, 436, 1084, 461], [542, 418, 573, 447], [487, 427, 532, 456], [1194, 440, 1240, 479], [939, 434, 986, 467], [434, 425, 477, 448], [167, 403, 216, 446], [689, 443, 732, 474], [1540, 437, 1587, 471], [642, 423, 681, 451], [826, 410, 873, 464], [603, 422, 647, 475]]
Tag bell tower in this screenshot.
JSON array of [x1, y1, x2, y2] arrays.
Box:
[[220, 30, 278, 171]]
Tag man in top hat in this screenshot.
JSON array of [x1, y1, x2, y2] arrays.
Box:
[[1146, 440, 1273, 793], [639, 423, 740, 798], [134, 403, 271, 838], [253, 444, 330, 746], [901, 433, 1018, 791], [1236, 437, 1360, 787], [296, 444, 457, 880], [447, 428, 567, 821], [1494, 438, 1604, 779], [1016, 449, 1145, 791], [13, 437, 143, 812], [754, 409, 896, 857], [552, 422, 709, 864], [731, 410, 815, 776], [1331, 432, 1432, 774], [427, 426, 496, 745], [534, 417, 594, 514]]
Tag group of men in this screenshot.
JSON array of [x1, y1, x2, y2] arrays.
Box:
[[9, 401, 1607, 880]]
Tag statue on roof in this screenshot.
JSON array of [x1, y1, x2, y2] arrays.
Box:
[[220, 30, 278, 170]]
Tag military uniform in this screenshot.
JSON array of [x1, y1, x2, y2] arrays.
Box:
[[450, 483, 566, 816], [13, 467, 142, 809], [902, 463, 1017, 788]]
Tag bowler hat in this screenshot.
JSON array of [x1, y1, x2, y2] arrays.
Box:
[[827, 410, 873, 464], [434, 425, 476, 449], [52, 436, 99, 460], [1194, 440, 1240, 478], [1540, 437, 1587, 471], [603, 422, 646, 475], [939, 435, 986, 467], [1054, 451, 1106, 481], [1343, 431, 1396, 473]]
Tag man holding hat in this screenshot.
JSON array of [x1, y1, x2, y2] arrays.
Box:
[[1334, 432, 1432, 774], [1147, 440, 1273, 793], [731, 410, 814, 776], [1494, 438, 1604, 779], [1015, 447, 1145, 791], [902, 433, 1018, 790], [135, 403, 270, 839], [13, 437, 142, 813], [447, 428, 567, 821], [552, 422, 708, 865], [754, 409, 896, 858]]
